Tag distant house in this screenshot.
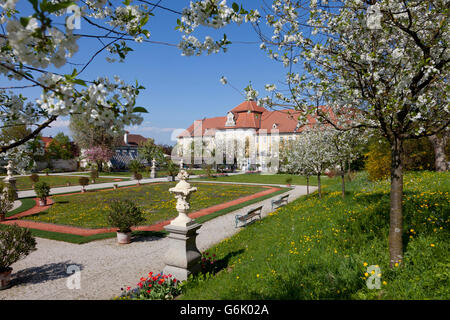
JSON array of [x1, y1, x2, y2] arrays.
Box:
[[40, 136, 54, 149], [108, 131, 149, 170]]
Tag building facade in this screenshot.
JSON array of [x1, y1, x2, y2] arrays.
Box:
[[176, 100, 318, 171]]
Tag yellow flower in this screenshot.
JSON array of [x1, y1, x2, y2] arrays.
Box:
[[256, 274, 260, 278], [394, 263, 399, 267], [382, 281, 387, 285], [430, 243, 435, 247], [363, 262, 368, 267], [364, 272, 369, 277]]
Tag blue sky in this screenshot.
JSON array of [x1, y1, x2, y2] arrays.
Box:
[[2, 1, 290, 145]]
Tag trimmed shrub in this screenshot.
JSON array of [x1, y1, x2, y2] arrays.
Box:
[[0, 224, 37, 272], [106, 199, 145, 233]]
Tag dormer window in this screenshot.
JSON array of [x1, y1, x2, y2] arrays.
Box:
[[225, 111, 236, 126], [272, 123, 278, 129]]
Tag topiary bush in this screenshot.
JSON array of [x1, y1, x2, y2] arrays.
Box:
[[106, 199, 145, 233], [34, 181, 50, 200], [0, 224, 37, 272]]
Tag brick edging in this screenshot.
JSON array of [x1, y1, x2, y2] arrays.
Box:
[[1, 186, 281, 237]]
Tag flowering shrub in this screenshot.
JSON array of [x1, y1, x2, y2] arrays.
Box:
[[118, 272, 181, 300]]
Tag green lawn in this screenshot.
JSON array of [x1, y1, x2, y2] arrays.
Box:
[[179, 171, 449, 300], [193, 173, 326, 186], [22, 182, 267, 228], [15, 175, 124, 191], [6, 198, 36, 218]]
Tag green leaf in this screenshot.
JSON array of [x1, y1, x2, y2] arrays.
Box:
[[46, 1, 74, 13], [73, 79, 87, 86], [20, 17, 31, 28], [132, 107, 148, 113], [232, 2, 239, 12]]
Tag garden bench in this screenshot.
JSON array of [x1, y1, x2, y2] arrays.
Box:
[[235, 205, 263, 228], [271, 194, 289, 210]]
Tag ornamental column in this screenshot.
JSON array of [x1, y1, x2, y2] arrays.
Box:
[[3, 161, 17, 200], [163, 170, 202, 281]]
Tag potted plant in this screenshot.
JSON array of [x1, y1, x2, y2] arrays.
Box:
[[285, 177, 293, 187], [0, 224, 37, 290], [43, 168, 50, 176], [135, 173, 142, 186], [79, 177, 89, 193], [90, 169, 99, 183], [113, 183, 118, 190], [0, 183, 14, 221], [29, 173, 39, 189], [106, 200, 145, 244], [166, 160, 178, 182], [66, 180, 71, 186], [34, 181, 50, 206]]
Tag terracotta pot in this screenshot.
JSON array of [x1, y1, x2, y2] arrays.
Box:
[[0, 267, 12, 290], [117, 232, 132, 244], [39, 198, 47, 206]]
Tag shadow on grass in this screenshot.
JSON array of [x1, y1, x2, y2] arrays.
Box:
[[201, 249, 245, 276], [11, 261, 84, 286]]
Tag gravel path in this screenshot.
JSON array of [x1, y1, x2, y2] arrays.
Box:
[[0, 184, 316, 300]]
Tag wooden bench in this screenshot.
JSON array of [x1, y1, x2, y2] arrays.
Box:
[[271, 194, 289, 210], [235, 205, 263, 228]]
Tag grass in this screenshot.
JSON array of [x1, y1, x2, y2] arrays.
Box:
[[192, 173, 326, 186], [21, 182, 267, 229], [6, 198, 36, 218], [68, 169, 215, 178], [5, 186, 288, 244], [179, 171, 449, 300], [15, 174, 124, 191]]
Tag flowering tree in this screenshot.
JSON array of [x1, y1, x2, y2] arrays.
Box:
[[240, 0, 449, 267], [282, 127, 336, 198], [328, 129, 367, 198], [84, 145, 113, 172]]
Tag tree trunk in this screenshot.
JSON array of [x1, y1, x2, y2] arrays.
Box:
[[428, 134, 448, 172], [317, 173, 321, 199], [97, 161, 103, 172], [306, 176, 310, 195], [341, 171, 345, 198], [389, 137, 404, 267]]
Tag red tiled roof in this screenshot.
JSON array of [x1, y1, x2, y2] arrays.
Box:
[[178, 102, 335, 138], [230, 100, 267, 113], [41, 136, 53, 148], [118, 134, 148, 146]]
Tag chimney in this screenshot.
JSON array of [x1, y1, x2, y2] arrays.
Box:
[[124, 131, 129, 145]]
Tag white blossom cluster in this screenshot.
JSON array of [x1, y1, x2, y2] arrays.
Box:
[[177, 0, 260, 56], [0, 0, 154, 162], [253, 0, 449, 137]]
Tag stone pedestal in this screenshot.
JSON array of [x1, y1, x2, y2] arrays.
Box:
[[3, 177, 17, 201], [163, 223, 202, 281]]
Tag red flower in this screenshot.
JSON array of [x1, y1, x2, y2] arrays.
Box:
[[173, 278, 177, 283], [140, 277, 146, 282], [148, 272, 153, 277], [168, 274, 172, 278], [138, 282, 143, 288], [126, 287, 131, 291]]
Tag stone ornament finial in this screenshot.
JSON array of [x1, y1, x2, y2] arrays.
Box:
[[5, 160, 14, 178], [169, 169, 197, 227]]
